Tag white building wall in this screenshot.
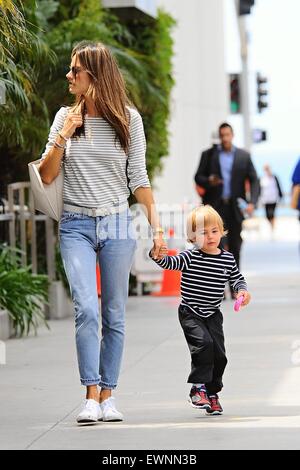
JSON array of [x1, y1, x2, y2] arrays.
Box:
[[152, 0, 230, 205], [223, 0, 245, 147]]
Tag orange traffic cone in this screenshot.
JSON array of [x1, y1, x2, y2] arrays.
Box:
[[152, 228, 181, 297], [96, 264, 101, 297]]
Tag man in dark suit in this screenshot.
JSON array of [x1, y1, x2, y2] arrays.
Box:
[[194, 123, 260, 270]]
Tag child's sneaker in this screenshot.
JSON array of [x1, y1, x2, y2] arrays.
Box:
[[206, 394, 223, 415], [189, 386, 211, 410]]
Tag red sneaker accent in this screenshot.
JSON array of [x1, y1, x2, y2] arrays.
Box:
[[206, 394, 223, 415], [189, 387, 211, 410]]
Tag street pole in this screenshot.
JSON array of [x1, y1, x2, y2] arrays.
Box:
[[236, 3, 252, 151]]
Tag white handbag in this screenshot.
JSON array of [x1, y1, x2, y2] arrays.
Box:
[[28, 159, 63, 221]]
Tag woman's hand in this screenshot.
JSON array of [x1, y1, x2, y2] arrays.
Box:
[[61, 111, 83, 139], [151, 234, 168, 260], [236, 290, 251, 306]]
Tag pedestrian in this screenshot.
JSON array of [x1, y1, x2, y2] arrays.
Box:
[[150, 205, 251, 415], [194, 123, 260, 272], [260, 164, 283, 230], [291, 158, 300, 218], [39, 41, 167, 424]]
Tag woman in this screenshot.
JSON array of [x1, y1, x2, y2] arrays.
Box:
[[260, 164, 283, 230], [39, 41, 166, 424]]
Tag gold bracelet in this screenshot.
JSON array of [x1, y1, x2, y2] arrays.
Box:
[[153, 227, 164, 234]]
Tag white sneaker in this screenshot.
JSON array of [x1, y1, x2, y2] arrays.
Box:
[[76, 399, 102, 424], [100, 397, 123, 422]]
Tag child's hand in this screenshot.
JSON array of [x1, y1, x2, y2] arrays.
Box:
[[150, 241, 168, 260], [236, 290, 251, 307], [157, 245, 168, 259]]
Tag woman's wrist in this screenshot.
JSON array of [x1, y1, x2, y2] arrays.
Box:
[[152, 231, 165, 242], [54, 131, 69, 150], [60, 125, 73, 140], [60, 131, 71, 140], [52, 142, 65, 153], [58, 131, 68, 142], [54, 141, 65, 149], [152, 226, 164, 235]]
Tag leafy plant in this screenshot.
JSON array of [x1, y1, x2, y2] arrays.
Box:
[[0, 244, 49, 337], [0, 0, 175, 191], [0, 0, 56, 194], [0, 0, 56, 149]]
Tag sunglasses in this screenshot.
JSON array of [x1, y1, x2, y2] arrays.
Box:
[[68, 66, 96, 80], [68, 66, 83, 78]]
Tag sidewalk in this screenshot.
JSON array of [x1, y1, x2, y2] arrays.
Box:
[[0, 226, 300, 449]]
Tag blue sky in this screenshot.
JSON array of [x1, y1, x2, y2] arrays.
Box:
[[249, 0, 300, 189]]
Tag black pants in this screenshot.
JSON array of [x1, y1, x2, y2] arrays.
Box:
[[178, 305, 227, 395], [217, 201, 242, 268], [265, 203, 277, 221]]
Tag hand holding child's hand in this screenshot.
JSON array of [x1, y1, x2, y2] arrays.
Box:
[[151, 237, 168, 260], [236, 290, 251, 307], [157, 245, 168, 259]]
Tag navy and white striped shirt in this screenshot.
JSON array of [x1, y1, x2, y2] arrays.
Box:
[[41, 106, 151, 209], [150, 248, 248, 318]]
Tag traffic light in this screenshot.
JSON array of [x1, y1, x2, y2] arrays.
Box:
[[256, 73, 268, 113], [230, 74, 241, 114], [252, 129, 267, 143], [239, 0, 255, 15]]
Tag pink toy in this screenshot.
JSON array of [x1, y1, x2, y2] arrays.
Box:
[[234, 295, 244, 312]]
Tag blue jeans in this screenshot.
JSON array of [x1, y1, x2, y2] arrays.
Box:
[[59, 207, 137, 389]]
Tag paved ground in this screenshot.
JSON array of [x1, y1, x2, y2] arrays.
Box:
[[0, 218, 300, 450]]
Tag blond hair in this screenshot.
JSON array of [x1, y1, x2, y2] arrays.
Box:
[[186, 205, 227, 243]]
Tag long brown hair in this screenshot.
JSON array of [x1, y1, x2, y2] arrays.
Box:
[[70, 41, 132, 154]]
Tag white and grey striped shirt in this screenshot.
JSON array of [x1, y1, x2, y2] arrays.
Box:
[[150, 248, 248, 318], [41, 106, 151, 209]]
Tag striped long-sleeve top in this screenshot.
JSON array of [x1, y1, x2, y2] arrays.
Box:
[[41, 106, 151, 209], [150, 248, 248, 318]]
